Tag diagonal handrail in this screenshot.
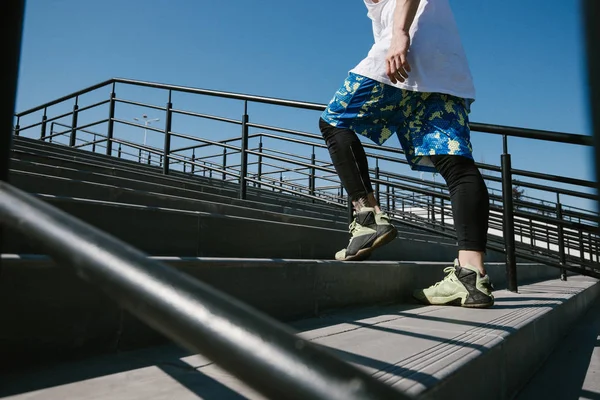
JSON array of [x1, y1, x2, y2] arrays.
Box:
[[0, 181, 410, 400]]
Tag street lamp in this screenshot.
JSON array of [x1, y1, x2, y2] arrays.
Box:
[[134, 114, 159, 163]]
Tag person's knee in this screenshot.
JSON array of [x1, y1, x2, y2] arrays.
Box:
[[431, 155, 478, 183]]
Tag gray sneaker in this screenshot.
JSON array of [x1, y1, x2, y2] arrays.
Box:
[[335, 207, 397, 261], [413, 259, 495, 308]]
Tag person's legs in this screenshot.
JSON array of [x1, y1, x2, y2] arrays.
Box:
[[413, 155, 494, 308], [318, 118, 397, 260], [319, 118, 379, 212], [398, 93, 493, 307], [430, 154, 489, 276]]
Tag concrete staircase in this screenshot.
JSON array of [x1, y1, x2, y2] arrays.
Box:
[[2, 136, 599, 399]]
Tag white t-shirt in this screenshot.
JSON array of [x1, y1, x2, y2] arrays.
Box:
[[350, 0, 476, 101]]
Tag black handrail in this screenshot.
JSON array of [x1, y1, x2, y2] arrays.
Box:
[[586, 0, 600, 204], [0, 182, 409, 400], [12, 75, 599, 285], [16, 77, 594, 147]]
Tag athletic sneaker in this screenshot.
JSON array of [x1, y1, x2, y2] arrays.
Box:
[[335, 207, 397, 261], [413, 259, 494, 308]]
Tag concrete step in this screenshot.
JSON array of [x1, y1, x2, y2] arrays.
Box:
[[1, 194, 462, 260], [0, 255, 563, 374], [9, 157, 346, 222], [1, 273, 597, 400], [515, 291, 600, 399], [8, 169, 347, 231], [10, 146, 346, 218]]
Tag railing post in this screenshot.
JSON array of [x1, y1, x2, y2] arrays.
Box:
[[118, 143, 122, 158], [589, 231, 594, 261], [431, 195, 436, 223], [279, 172, 283, 192], [191, 150, 196, 175], [69, 98, 79, 147], [239, 101, 249, 200], [49, 121, 54, 143], [579, 229, 585, 261], [92, 134, 96, 152], [386, 184, 390, 210], [163, 92, 173, 175], [222, 147, 227, 181], [530, 219, 535, 249], [106, 87, 116, 156], [441, 198, 445, 230], [501, 135, 518, 292], [257, 137, 263, 188], [585, 0, 600, 227], [556, 194, 567, 281], [348, 195, 353, 224], [40, 108, 47, 140], [309, 146, 316, 202], [1, 0, 25, 266], [375, 159, 380, 203]]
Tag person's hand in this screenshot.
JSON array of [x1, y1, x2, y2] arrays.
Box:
[[386, 31, 411, 84]]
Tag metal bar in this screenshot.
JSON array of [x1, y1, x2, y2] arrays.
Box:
[[0, 183, 409, 400], [16, 80, 114, 117], [585, 0, 600, 221], [239, 101, 249, 199], [113, 97, 165, 112], [106, 88, 116, 156], [163, 93, 173, 175], [257, 138, 263, 188], [222, 147, 227, 181], [14, 118, 20, 137], [375, 160, 380, 203], [501, 137, 518, 292], [171, 107, 241, 125], [40, 110, 47, 140], [557, 194, 567, 281], [310, 147, 316, 203], [1, 0, 25, 271], [69, 100, 79, 147], [470, 122, 593, 146]]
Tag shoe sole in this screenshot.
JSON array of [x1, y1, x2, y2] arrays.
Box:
[[340, 226, 398, 261], [413, 294, 494, 309]]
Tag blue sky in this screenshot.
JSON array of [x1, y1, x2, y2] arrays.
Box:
[[14, 0, 597, 211]]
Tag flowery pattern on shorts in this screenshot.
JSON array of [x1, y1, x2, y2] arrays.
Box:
[[321, 73, 474, 172]]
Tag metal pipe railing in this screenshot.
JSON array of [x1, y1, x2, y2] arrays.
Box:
[[1, 0, 25, 277], [586, 0, 600, 208], [0, 182, 409, 400], [11, 71, 600, 286]]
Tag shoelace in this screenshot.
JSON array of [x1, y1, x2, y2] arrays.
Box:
[[430, 266, 459, 289], [378, 212, 390, 223], [348, 219, 361, 235]]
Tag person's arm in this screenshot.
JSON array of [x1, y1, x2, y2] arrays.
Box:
[[386, 0, 421, 84]]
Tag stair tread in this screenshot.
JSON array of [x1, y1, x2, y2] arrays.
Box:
[[1, 276, 597, 400]]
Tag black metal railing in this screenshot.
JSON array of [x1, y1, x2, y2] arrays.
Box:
[[3, 1, 600, 397], [11, 77, 600, 285], [0, 182, 409, 400]]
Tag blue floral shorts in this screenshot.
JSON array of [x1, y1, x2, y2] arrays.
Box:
[[321, 73, 474, 172]]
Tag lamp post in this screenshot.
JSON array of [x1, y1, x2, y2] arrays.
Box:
[[134, 114, 159, 163]]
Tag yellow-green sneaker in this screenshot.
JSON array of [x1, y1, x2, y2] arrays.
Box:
[[413, 259, 494, 308], [335, 208, 397, 261]]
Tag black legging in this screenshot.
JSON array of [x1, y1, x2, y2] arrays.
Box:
[[319, 117, 489, 252]]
